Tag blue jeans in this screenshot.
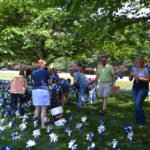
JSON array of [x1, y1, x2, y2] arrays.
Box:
[[88, 86, 97, 103], [132, 88, 148, 125], [77, 85, 88, 107], [10, 93, 25, 117]]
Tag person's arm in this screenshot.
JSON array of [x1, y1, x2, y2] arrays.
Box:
[[92, 74, 99, 87], [73, 72, 78, 86], [113, 74, 116, 85], [31, 73, 34, 85], [129, 71, 134, 81], [137, 74, 150, 82], [111, 65, 116, 85], [24, 79, 27, 89], [48, 79, 52, 85]]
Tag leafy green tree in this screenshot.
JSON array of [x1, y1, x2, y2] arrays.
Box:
[[0, 0, 149, 66]]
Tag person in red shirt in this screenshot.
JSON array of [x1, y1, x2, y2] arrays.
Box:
[[76, 63, 85, 74]]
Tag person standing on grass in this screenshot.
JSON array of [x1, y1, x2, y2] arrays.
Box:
[[69, 69, 90, 108], [32, 59, 51, 129], [92, 56, 116, 115], [129, 56, 150, 127], [10, 70, 27, 117]]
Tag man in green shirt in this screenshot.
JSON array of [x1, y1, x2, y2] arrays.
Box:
[[93, 56, 116, 115]]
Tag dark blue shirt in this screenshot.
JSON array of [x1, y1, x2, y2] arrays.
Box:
[[132, 66, 150, 90], [60, 79, 72, 93], [32, 67, 50, 91]]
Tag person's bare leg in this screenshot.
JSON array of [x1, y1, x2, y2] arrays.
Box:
[[100, 97, 107, 115], [35, 106, 40, 118], [62, 94, 65, 107], [41, 106, 47, 128], [103, 97, 108, 111], [62, 93, 68, 107]]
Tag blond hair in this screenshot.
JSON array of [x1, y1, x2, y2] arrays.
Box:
[[136, 56, 146, 66]]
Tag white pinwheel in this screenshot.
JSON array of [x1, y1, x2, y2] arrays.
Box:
[[127, 131, 133, 141], [49, 133, 58, 143], [26, 140, 36, 148], [12, 132, 20, 140], [59, 118, 67, 126], [15, 111, 20, 118], [76, 123, 82, 129], [68, 140, 78, 150], [88, 143, 95, 150], [97, 125, 106, 134], [81, 116, 87, 123], [20, 123, 27, 131], [34, 120, 38, 128], [24, 114, 29, 120], [8, 122, 13, 128], [4, 113, 7, 118], [112, 139, 118, 149], [66, 128, 72, 137], [86, 133, 94, 142], [33, 129, 41, 138]]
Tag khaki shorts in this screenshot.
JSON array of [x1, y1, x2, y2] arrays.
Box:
[[98, 82, 112, 98]]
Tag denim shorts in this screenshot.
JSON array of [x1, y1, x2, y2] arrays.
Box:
[[32, 89, 50, 106]]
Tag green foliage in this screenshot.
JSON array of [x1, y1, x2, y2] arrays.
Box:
[[0, 0, 149, 65]]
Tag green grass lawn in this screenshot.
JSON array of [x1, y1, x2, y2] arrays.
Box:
[[0, 93, 150, 150], [0, 71, 18, 80], [0, 72, 150, 149], [116, 80, 133, 89]]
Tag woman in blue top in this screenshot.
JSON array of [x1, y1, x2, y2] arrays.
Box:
[[129, 56, 150, 127], [32, 59, 51, 128]]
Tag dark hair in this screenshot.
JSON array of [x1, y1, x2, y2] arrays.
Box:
[[77, 63, 82, 67], [101, 56, 107, 60], [26, 69, 32, 76], [67, 78, 71, 83], [19, 70, 24, 76]]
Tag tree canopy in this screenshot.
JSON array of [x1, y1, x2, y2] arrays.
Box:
[[0, 0, 149, 66]]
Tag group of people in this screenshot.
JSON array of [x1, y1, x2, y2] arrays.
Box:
[[9, 55, 150, 128]]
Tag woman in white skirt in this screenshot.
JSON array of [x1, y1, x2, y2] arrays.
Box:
[[32, 59, 51, 128]]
